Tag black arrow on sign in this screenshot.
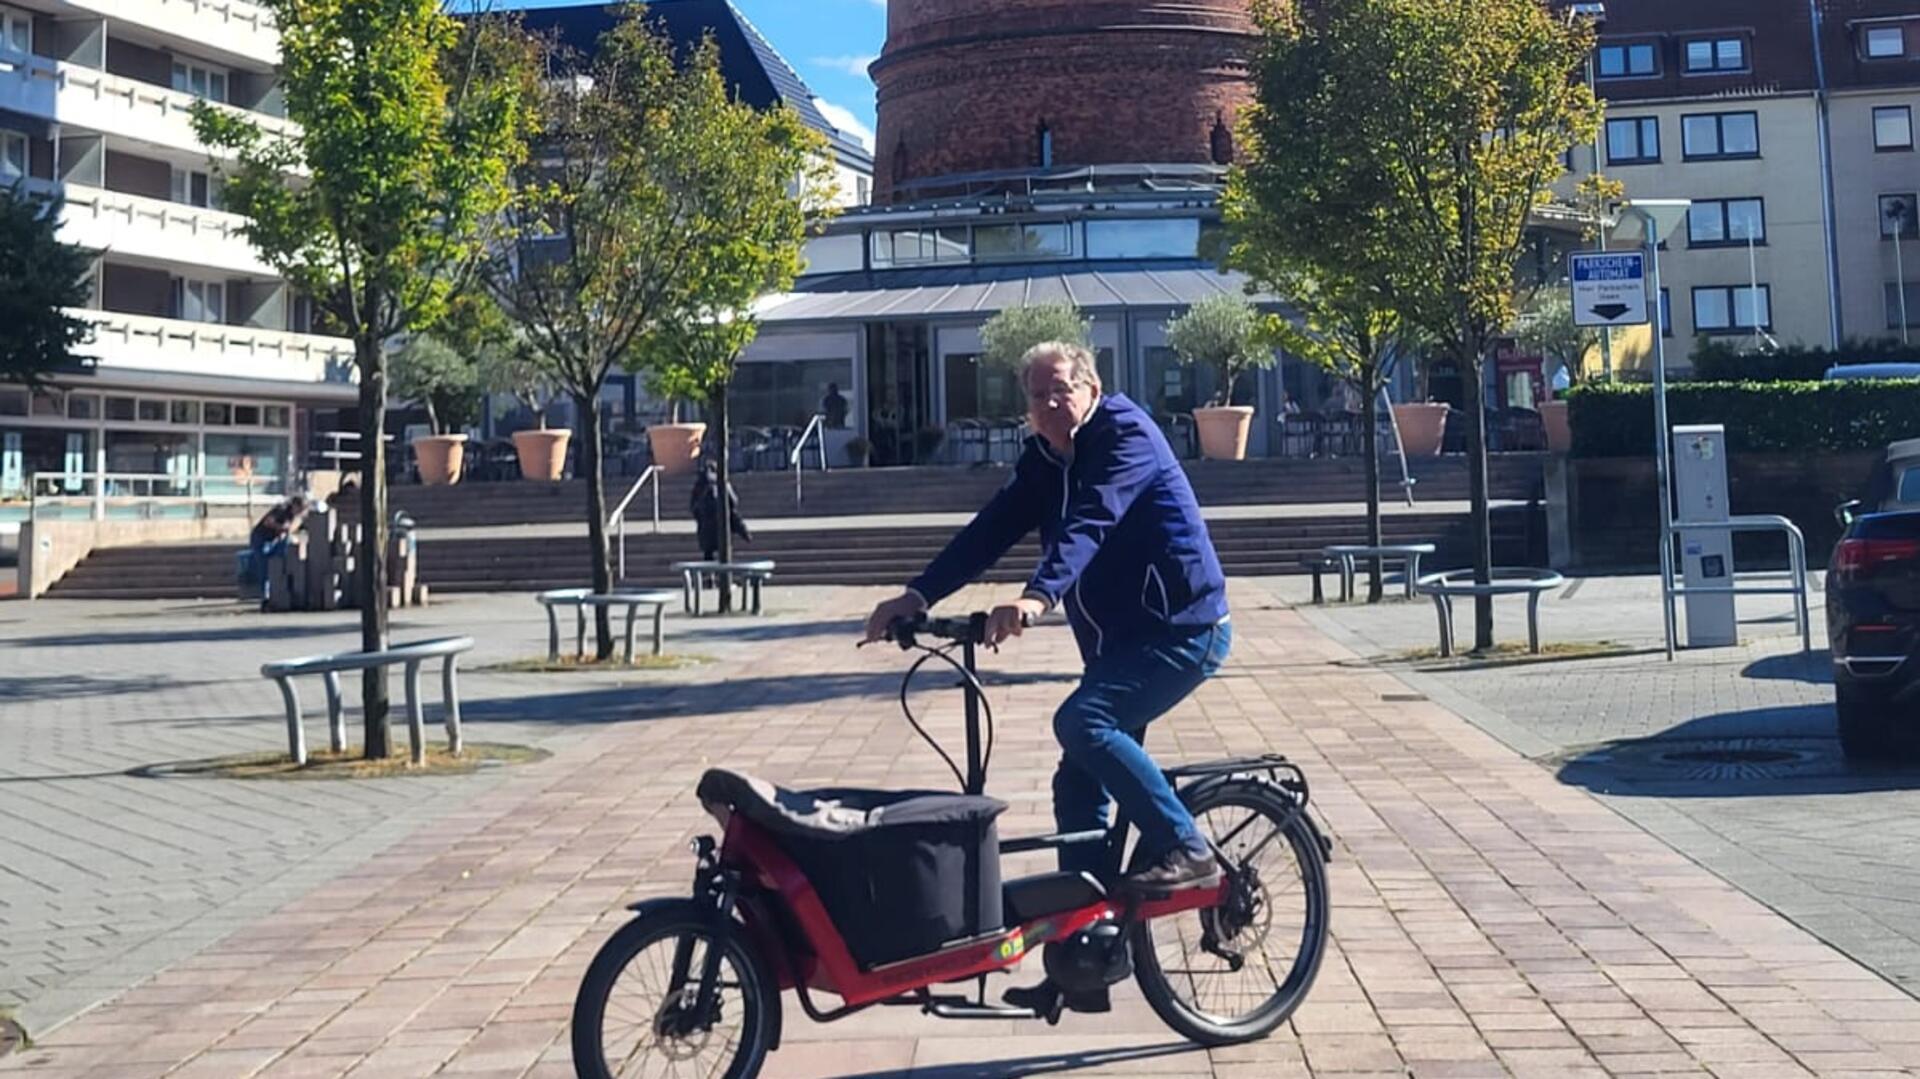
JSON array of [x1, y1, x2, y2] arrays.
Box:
[[1590, 303, 1631, 321]]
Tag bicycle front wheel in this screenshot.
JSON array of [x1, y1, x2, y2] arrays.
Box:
[[571, 903, 777, 1079], [1131, 778, 1330, 1045]]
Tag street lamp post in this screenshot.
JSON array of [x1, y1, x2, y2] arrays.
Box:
[[1891, 199, 1911, 344]]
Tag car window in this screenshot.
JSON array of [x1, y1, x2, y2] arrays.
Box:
[[1899, 466, 1920, 505]]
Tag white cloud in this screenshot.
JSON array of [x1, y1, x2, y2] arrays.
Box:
[[811, 54, 878, 79], [813, 97, 875, 151]]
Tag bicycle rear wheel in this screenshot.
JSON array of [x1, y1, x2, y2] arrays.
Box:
[[571, 903, 776, 1079], [1130, 778, 1329, 1045]]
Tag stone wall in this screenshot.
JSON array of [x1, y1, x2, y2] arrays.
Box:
[[17, 518, 251, 599]]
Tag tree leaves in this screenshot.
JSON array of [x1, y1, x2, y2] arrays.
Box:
[[0, 186, 95, 389]]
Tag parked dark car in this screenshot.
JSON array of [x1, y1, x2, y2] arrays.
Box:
[[1827, 509, 1920, 760]]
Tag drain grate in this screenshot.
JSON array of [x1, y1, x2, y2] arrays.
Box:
[[1556, 736, 1841, 784]]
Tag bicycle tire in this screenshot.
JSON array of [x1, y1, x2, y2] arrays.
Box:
[[571, 902, 777, 1079], [1130, 778, 1330, 1046]]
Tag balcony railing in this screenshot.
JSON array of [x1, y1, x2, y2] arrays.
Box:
[[77, 310, 354, 387], [0, 53, 298, 158], [64, 0, 280, 67], [60, 184, 272, 277]]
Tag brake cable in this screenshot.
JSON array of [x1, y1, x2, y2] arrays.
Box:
[[897, 641, 996, 793]]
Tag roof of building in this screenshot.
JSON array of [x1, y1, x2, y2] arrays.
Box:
[[507, 1, 873, 168], [755, 260, 1275, 325]]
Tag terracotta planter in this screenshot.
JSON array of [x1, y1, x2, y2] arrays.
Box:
[[512, 428, 572, 481], [647, 422, 707, 476], [1539, 401, 1572, 455], [1192, 406, 1255, 461], [1392, 402, 1451, 457], [412, 434, 467, 486]]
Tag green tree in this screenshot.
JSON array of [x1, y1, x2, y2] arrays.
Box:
[[485, 11, 833, 643], [1163, 293, 1273, 407], [1237, 0, 1599, 648], [979, 303, 1092, 370], [0, 186, 94, 390], [193, 1, 533, 756], [390, 335, 480, 435], [1514, 290, 1600, 389]]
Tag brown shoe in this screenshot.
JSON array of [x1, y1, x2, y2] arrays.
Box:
[[1121, 846, 1222, 896]]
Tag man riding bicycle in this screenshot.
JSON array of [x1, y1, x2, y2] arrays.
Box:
[[864, 341, 1232, 898]]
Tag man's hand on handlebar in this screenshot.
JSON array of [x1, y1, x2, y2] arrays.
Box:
[[986, 596, 1047, 647], [863, 590, 928, 643]]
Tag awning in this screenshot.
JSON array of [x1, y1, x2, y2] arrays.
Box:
[[757, 261, 1279, 325]]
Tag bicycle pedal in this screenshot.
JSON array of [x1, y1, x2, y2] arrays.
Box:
[[1062, 986, 1111, 1014]]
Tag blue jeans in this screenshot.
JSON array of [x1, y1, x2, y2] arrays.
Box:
[[1052, 621, 1232, 877]]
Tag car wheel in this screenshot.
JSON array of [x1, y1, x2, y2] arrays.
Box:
[[1837, 690, 1899, 762]]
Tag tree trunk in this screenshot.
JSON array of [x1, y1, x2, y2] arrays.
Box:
[[1462, 346, 1495, 651], [356, 332, 391, 758], [1361, 371, 1384, 603], [712, 382, 734, 614], [578, 391, 614, 658]]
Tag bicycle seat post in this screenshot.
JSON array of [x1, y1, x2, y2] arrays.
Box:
[[962, 612, 988, 795]]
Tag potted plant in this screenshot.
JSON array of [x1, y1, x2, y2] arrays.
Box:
[[914, 424, 948, 463], [391, 335, 480, 485], [643, 365, 707, 476], [1165, 294, 1274, 460], [844, 435, 871, 467], [480, 343, 570, 481]]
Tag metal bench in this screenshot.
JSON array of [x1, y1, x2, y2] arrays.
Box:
[[535, 588, 678, 663], [1323, 543, 1438, 602], [671, 560, 776, 616], [260, 636, 475, 766], [1298, 553, 1347, 604], [1413, 569, 1565, 657]]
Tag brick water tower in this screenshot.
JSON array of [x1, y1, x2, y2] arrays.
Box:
[[871, 0, 1259, 201]]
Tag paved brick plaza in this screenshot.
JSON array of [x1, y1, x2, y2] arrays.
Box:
[[4, 583, 1920, 1077]]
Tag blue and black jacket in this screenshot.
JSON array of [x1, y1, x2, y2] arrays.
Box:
[[908, 393, 1230, 663]]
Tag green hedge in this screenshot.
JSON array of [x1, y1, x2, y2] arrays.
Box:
[[1567, 380, 1920, 458], [1691, 338, 1920, 382]]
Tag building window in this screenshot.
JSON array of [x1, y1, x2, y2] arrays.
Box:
[[0, 130, 25, 184], [1660, 288, 1672, 337], [1687, 198, 1766, 247], [1875, 106, 1913, 150], [1596, 43, 1657, 78], [1210, 113, 1235, 165], [1866, 26, 1907, 59], [1681, 112, 1759, 159], [171, 61, 230, 104], [1605, 117, 1660, 165], [1036, 122, 1054, 169], [1882, 194, 1920, 238], [170, 166, 221, 209], [1885, 282, 1920, 329], [973, 221, 1072, 260], [1692, 285, 1771, 333], [174, 277, 227, 324], [855, 176, 870, 206], [870, 227, 968, 268], [1684, 37, 1748, 74], [0, 7, 30, 54], [1085, 218, 1202, 259]]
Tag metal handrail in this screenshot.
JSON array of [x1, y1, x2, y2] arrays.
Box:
[[1661, 513, 1812, 658], [608, 465, 662, 581], [790, 413, 829, 507]]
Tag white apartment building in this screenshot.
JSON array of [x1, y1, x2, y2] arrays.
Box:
[[0, 0, 355, 524]]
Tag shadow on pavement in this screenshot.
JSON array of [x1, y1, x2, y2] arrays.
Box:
[[0, 673, 192, 702], [837, 1041, 1202, 1078], [1554, 703, 1920, 797], [674, 617, 866, 644], [1742, 650, 1833, 684], [21, 623, 356, 648]]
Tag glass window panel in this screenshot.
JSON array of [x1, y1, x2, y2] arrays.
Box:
[[0, 132, 26, 181], [30, 392, 62, 417], [935, 227, 969, 262], [105, 396, 136, 421], [1728, 200, 1764, 241], [172, 62, 190, 94], [804, 233, 864, 275], [1898, 466, 1920, 502], [1689, 203, 1726, 244], [1722, 113, 1758, 154], [262, 405, 290, 429], [1694, 289, 1731, 331], [1718, 39, 1745, 70], [232, 404, 261, 426], [203, 402, 231, 426], [1085, 218, 1202, 259], [1023, 223, 1071, 256], [1876, 107, 1913, 149], [209, 71, 227, 103], [1885, 283, 1920, 328], [1629, 44, 1655, 74], [1683, 116, 1719, 156], [1868, 27, 1904, 58], [136, 399, 165, 422], [1597, 46, 1625, 77], [1686, 40, 1715, 71], [0, 388, 25, 416], [67, 394, 97, 420], [1882, 194, 1919, 237], [1734, 286, 1769, 328], [169, 400, 199, 425], [973, 224, 1021, 257]]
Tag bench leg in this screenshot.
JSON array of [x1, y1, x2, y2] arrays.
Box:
[[1528, 592, 1543, 655], [652, 604, 665, 656], [545, 605, 561, 663], [751, 578, 763, 615], [1405, 555, 1422, 600], [322, 670, 346, 754], [575, 605, 587, 660], [274, 676, 306, 766], [442, 657, 463, 757], [681, 573, 693, 614], [622, 605, 638, 664], [1310, 568, 1324, 606], [1338, 557, 1354, 603], [404, 660, 427, 766], [1432, 595, 1455, 658]]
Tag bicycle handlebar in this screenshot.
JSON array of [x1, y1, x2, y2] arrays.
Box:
[[884, 611, 988, 650]]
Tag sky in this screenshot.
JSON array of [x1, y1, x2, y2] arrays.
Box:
[[502, 0, 888, 150]]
